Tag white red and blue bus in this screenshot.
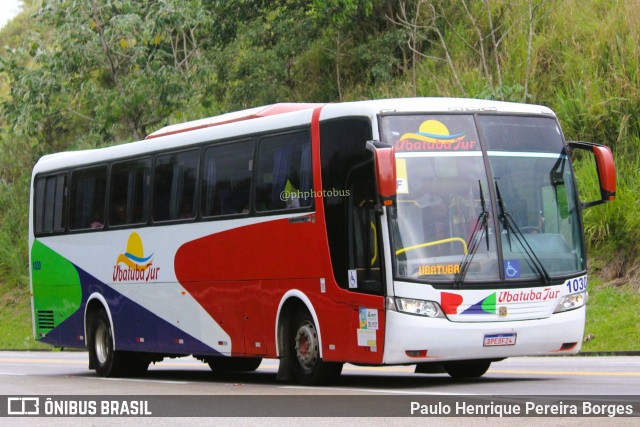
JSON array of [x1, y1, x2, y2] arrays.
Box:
[[29, 98, 616, 384]]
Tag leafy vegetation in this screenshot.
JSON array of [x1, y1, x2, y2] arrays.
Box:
[[1, 0, 639, 350]]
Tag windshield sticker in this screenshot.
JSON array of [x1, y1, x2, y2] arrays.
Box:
[[395, 120, 477, 152], [504, 260, 521, 278], [396, 158, 409, 193], [113, 232, 160, 282]]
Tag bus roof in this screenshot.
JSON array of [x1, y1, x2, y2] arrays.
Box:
[[318, 97, 555, 119], [140, 98, 557, 143], [32, 98, 557, 175], [145, 103, 324, 140]]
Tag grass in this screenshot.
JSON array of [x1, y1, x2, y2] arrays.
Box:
[[0, 287, 49, 350], [582, 280, 640, 352]]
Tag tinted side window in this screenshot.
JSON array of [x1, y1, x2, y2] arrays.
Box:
[[70, 166, 107, 230], [202, 140, 254, 217], [256, 130, 312, 211], [34, 173, 67, 235], [153, 150, 199, 221], [34, 178, 46, 234], [110, 159, 150, 226]]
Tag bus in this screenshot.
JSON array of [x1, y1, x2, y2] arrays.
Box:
[[29, 98, 616, 385]]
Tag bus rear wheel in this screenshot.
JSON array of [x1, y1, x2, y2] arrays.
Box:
[[443, 360, 491, 379], [88, 309, 128, 377], [289, 310, 342, 386], [127, 353, 151, 377]]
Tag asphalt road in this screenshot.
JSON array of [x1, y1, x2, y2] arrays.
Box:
[[0, 351, 639, 395], [0, 351, 638, 425]]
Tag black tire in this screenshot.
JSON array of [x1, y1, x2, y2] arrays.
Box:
[[207, 357, 262, 374], [288, 309, 342, 386], [126, 353, 151, 377], [443, 360, 491, 379], [88, 309, 127, 377]]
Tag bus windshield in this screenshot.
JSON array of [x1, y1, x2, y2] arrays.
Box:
[[380, 114, 584, 285]]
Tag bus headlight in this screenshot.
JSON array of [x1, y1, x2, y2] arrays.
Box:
[[391, 297, 444, 318], [554, 291, 588, 313]]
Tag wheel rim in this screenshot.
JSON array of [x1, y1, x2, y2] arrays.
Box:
[[294, 321, 318, 372], [94, 322, 110, 365]]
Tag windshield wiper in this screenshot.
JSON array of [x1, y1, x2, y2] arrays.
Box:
[[495, 181, 551, 285], [454, 181, 489, 288]]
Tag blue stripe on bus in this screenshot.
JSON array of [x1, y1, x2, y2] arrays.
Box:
[[40, 265, 221, 357]]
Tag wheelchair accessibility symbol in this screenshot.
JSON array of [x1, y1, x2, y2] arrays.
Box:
[[504, 260, 520, 278]]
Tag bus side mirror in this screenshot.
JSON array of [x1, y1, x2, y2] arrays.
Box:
[[366, 140, 396, 205], [568, 141, 616, 208]]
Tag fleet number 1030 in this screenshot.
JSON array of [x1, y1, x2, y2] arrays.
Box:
[[566, 276, 587, 293]]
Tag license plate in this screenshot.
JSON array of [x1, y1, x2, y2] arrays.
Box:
[[483, 333, 516, 347]]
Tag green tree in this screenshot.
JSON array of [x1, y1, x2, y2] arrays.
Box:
[[207, 0, 321, 108], [2, 0, 216, 148], [0, 0, 218, 290]]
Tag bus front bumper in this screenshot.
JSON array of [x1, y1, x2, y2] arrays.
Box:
[[382, 306, 585, 365]]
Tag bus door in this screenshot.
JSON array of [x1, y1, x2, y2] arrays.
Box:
[[347, 168, 383, 295]]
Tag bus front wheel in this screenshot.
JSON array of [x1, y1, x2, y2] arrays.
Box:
[[288, 309, 342, 386], [443, 360, 491, 379]]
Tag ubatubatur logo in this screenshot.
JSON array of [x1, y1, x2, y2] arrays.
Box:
[[396, 120, 475, 151], [112, 232, 160, 283], [461, 293, 497, 315], [440, 292, 497, 316], [441, 288, 562, 316], [400, 120, 466, 143]]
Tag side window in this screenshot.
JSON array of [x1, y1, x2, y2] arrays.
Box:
[[109, 159, 150, 226], [202, 140, 254, 217], [153, 149, 199, 221], [70, 166, 107, 230], [34, 173, 67, 235], [256, 130, 312, 211], [34, 178, 46, 234]]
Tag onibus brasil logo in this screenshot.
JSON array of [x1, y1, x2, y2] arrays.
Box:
[[112, 232, 160, 283]]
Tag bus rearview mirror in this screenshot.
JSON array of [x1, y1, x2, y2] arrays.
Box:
[[366, 140, 397, 202], [568, 141, 616, 208]]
